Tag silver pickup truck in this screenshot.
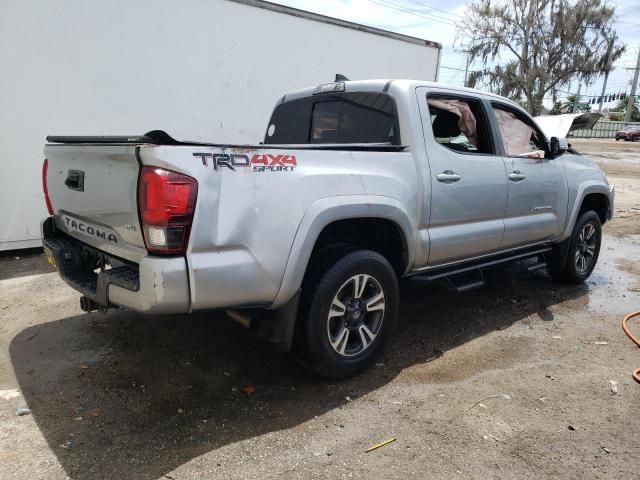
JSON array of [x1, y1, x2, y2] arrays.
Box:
[[42, 79, 614, 378]]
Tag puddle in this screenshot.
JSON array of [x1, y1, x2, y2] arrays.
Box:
[[582, 235, 640, 315]]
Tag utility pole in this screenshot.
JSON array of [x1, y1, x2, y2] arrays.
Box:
[[624, 48, 640, 122], [572, 82, 582, 114], [463, 51, 470, 88], [598, 36, 615, 114]]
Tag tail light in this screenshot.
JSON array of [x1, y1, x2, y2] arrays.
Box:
[[138, 166, 198, 255], [42, 159, 54, 215]]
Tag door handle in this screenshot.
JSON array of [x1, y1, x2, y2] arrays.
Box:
[[436, 170, 461, 183], [508, 170, 526, 182]]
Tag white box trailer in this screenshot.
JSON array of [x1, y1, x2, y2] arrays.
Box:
[[0, 0, 441, 251]]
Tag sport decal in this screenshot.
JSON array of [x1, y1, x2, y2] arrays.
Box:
[[193, 153, 297, 172]]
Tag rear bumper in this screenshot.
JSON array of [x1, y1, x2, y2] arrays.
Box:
[[41, 217, 190, 314]]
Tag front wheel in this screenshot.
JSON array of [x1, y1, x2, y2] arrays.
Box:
[[294, 250, 399, 378], [548, 210, 602, 284]]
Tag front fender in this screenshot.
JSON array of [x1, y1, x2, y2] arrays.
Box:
[[559, 181, 613, 241], [270, 195, 416, 309]]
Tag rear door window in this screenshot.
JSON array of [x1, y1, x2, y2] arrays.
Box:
[[265, 92, 399, 145], [426, 95, 494, 155]]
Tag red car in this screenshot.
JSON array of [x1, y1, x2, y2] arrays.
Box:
[[615, 125, 640, 141]]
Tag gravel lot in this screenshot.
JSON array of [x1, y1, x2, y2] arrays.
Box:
[[1, 138, 639, 479]]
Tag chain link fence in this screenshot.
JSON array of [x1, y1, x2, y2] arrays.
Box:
[[571, 120, 640, 139]]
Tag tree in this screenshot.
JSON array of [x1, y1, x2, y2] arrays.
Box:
[[561, 94, 591, 113], [610, 98, 640, 122], [550, 95, 590, 114], [460, 0, 625, 116]]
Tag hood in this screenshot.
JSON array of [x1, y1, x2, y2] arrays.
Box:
[[534, 113, 602, 139]]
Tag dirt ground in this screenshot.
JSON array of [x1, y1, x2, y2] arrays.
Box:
[[1, 138, 639, 479]]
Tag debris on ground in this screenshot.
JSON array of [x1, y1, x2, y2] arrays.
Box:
[[601, 446, 611, 454], [0, 389, 21, 400], [568, 425, 576, 431], [240, 385, 256, 397], [365, 438, 397, 453], [79, 364, 90, 369], [15, 407, 31, 416], [594, 341, 609, 345], [59, 440, 74, 449], [26, 330, 40, 341], [465, 394, 511, 413], [610, 380, 618, 394]]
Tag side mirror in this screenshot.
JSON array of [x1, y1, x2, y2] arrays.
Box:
[[549, 137, 568, 157]]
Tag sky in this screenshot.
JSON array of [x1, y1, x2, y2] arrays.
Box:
[[270, 0, 640, 109]]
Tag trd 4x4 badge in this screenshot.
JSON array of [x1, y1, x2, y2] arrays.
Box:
[[193, 153, 297, 172]]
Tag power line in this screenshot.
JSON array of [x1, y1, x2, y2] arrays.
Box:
[[401, 0, 464, 20], [441, 65, 480, 73], [365, 0, 457, 26]]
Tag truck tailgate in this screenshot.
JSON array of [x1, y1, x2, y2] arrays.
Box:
[[44, 144, 146, 263]]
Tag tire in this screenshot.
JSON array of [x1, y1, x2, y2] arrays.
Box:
[[294, 250, 399, 379], [548, 210, 602, 284]]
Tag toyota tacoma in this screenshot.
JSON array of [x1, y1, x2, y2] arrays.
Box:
[[41, 80, 614, 378]]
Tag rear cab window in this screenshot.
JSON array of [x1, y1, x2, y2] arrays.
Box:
[[426, 94, 494, 155], [264, 92, 400, 145]]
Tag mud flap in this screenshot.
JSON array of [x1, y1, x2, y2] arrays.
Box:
[[251, 290, 301, 351]]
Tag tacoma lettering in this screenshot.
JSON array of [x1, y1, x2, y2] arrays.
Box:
[[64, 217, 117, 244]]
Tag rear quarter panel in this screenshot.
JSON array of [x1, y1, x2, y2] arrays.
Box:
[[139, 145, 418, 310]]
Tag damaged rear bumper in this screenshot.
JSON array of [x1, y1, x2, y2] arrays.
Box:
[[41, 217, 190, 314]]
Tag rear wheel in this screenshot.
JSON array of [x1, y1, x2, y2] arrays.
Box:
[[548, 210, 602, 284], [294, 250, 398, 378]]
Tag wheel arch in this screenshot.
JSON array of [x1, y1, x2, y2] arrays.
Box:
[[559, 182, 612, 241], [270, 195, 415, 309]]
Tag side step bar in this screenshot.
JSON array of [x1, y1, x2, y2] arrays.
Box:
[[408, 246, 551, 291]]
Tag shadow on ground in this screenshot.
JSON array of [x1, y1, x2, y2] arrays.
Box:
[[0, 248, 55, 281], [10, 263, 590, 479]]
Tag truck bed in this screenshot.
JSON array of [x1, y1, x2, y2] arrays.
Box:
[[46, 130, 408, 152]]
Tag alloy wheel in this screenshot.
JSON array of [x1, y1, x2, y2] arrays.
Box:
[[326, 274, 386, 357], [575, 222, 597, 273]]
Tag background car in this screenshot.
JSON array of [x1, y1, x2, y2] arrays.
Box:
[[615, 125, 640, 141]]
